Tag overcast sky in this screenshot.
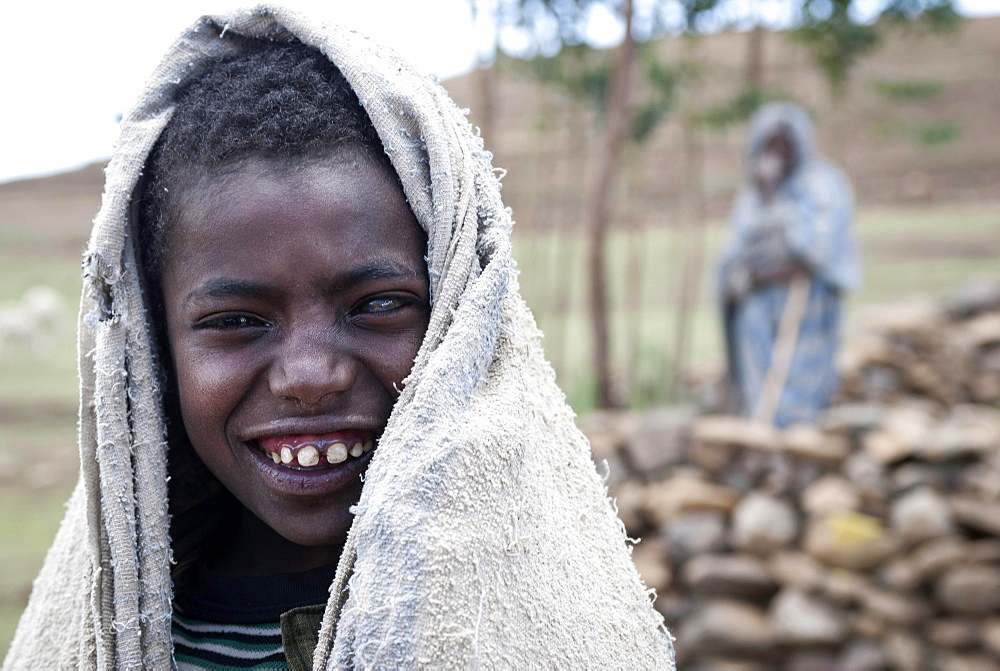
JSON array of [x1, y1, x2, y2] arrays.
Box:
[[2, 0, 997, 184], [0, 0, 485, 183]]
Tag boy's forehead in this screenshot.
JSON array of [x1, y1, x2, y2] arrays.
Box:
[[176, 152, 400, 220], [164, 153, 422, 259]]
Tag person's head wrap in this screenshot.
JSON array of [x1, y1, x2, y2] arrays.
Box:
[[5, 6, 674, 668], [744, 102, 816, 181]]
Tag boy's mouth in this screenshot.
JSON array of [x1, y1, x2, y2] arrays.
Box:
[[256, 433, 374, 470]]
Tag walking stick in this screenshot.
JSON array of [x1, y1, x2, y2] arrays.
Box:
[[754, 273, 811, 425]]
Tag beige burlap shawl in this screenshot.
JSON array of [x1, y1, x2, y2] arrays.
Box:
[[4, 6, 674, 668]]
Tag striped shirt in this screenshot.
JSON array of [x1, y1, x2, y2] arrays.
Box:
[[171, 561, 337, 669], [173, 612, 287, 670]]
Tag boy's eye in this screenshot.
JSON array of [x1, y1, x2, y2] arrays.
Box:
[[195, 313, 268, 330], [359, 296, 408, 314]]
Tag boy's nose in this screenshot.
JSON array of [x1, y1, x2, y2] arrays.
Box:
[[268, 330, 358, 406]]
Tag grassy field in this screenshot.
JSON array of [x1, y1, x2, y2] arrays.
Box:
[[0, 197, 997, 654], [513, 200, 1000, 409]]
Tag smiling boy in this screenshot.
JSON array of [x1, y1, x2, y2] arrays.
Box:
[[6, 7, 674, 669], [163, 156, 429, 574], [135, 42, 434, 665]]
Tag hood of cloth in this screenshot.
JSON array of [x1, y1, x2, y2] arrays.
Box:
[[720, 101, 860, 293], [743, 101, 817, 183], [5, 5, 674, 670]]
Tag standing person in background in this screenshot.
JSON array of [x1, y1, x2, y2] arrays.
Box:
[[719, 102, 861, 427]]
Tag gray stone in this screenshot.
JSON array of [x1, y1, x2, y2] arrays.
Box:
[[732, 492, 798, 555], [686, 438, 733, 475], [578, 409, 639, 459], [937, 565, 1000, 615], [662, 512, 728, 563], [980, 617, 1000, 656], [843, 451, 889, 502], [882, 557, 921, 591], [958, 461, 1000, 500], [624, 405, 696, 477], [928, 618, 980, 649], [885, 629, 923, 671], [962, 540, 1000, 564], [801, 475, 862, 516], [643, 470, 738, 526], [767, 551, 825, 592], [819, 402, 888, 434], [852, 613, 887, 639], [677, 599, 774, 655], [861, 587, 928, 627], [770, 589, 847, 645], [823, 569, 870, 606], [937, 652, 998, 671], [838, 639, 891, 671], [609, 481, 648, 535], [780, 424, 849, 463], [889, 463, 949, 495], [924, 404, 1000, 461], [863, 406, 934, 464], [803, 511, 898, 571], [950, 496, 1000, 537], [681, 553, 777, 601], [684, 660, 772, 671], [691, 415, 780, 451], [785, 650, 838, 671], [944, 278, 1000, 319], [912, 537, 967, 582], [630, 538, 671, 593], [855, 364, 905, 402], [890, 486, 954, 544]]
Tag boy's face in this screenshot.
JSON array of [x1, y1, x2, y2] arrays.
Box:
[[160, 154, 429, 559]]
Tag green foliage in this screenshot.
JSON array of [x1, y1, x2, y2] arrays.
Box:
[[870, 117, 961, 148], [630, 47, 678, 142], [627, 344, 679, 408], [792, 0, 959, 97], [880, 0, 961, 30], [695, 86, 773, 131], [792, 0, 880, 95], [678, 0, 725, 34], [872, 78, 945, 101], [916, 120, 960, 146], [494, 0, 725, 146], [870, 117, 910, 141], [869, 75, 957, 149], [530, 43, 612, 110]]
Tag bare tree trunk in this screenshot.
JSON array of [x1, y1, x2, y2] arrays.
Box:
[[670, 108, 708, 400], [745, 24, 766, 89], [585, 0, 636, 409], [623, 148, 646, 403], [559, 96, 587, 392], [474, 62, 498, 155]]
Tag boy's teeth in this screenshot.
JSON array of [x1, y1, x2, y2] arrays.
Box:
[[265, 438, 376, 467], [298, 445, 319, 467], [327, 443, 348, 464]]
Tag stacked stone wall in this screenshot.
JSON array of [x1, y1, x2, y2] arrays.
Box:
[[583, 279, 1000, 670]]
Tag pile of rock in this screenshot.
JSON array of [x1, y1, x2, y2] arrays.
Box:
[[840, 278, 1000, 407], [581, 279, 1000, 670]]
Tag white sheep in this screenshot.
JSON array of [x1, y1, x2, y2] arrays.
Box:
[[0, 286, 69, 359]]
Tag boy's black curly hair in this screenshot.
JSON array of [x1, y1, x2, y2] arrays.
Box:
[[138, 38, 392, 283]]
